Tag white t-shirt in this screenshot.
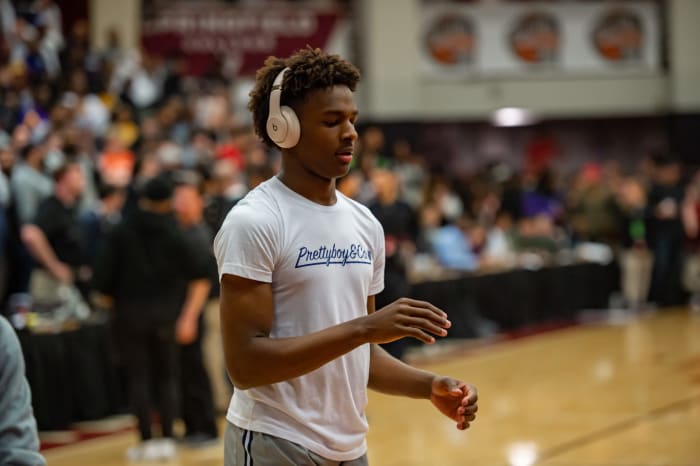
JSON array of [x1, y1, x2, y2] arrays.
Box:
[[213, 176, 385, 461]]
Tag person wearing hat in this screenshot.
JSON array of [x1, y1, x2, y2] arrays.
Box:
[[92, 173, 210, 461]]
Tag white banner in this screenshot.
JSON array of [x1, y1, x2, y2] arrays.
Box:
[[421, 1, 660, 78]]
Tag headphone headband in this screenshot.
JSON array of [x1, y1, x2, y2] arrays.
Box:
[[268, 67, 288, 120]]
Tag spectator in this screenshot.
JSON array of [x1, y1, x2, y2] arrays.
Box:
[[482, 210, 517, 269], [682, 170, 700, 311], [172, 172, 218, 446], [430, 215, 482, 271], [567, 162, 621, 244], [423, 175, 463, 223], [107, 103, 139, 149], [520, 168, 562, 221], [616, 176, 653, 310], [369, 168, 419, 359], [645, 153, 685, 306], [21, 161, 89, 305], [352, 126, 390, 204], [10, 142, 52, 226], [92, 174, 210, 461], [114, 49, 166, 117], [391, 139, 427, 210], [64, 69, 109, 137], [0, 315, 46, 466], [0, 0, 17, 47], [181, 128, 215, 169], [97, 133, 135, 188], [0, 167, 9, 301]]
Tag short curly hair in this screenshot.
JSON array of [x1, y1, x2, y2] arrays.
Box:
[[248, 47, 361, 148]]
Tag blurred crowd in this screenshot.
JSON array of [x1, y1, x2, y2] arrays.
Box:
[[0, 0, 270, 315], [341, 129, 700, 314], [362, 135, 700, 311]]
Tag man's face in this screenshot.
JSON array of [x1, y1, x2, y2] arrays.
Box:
[[0, 148, 14, 172], [372, 169, 399, 202], [173, 185, 203, 225], [287, 85, 358, 182], [62, 164, 85, 199]]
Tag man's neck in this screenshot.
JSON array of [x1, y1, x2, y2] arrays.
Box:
[[379, 193, 398, 206], [26, 159, 43, 172], [277, 172, 337, 206], [179, 215, 202, 229]]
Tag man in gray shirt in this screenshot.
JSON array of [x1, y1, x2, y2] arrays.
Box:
[[0, 316, 46, 466]]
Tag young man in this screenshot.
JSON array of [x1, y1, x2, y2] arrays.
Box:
[[214, 48, 478, 466]]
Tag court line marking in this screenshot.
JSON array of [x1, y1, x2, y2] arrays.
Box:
[[535, 394, 700, 465]]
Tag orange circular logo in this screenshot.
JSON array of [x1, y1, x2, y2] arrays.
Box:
[[593, 9, 643, 62], [425, 13, 476, 66], [510, 12, 560, 64]]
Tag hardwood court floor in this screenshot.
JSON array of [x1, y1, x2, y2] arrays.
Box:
[[44, 310, 700, 466]]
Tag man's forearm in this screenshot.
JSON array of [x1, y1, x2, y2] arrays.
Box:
[[20, 225, 61, 275], [368, 344, 434, 399], [180, 279, 211, 320], [225, 319, 368, 390]]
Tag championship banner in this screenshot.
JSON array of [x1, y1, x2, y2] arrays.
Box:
[[141, 2, 347, 76], [422, 1, 660, 78]]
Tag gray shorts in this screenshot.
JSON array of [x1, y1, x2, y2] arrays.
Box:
[[224, 422, 369, 466]]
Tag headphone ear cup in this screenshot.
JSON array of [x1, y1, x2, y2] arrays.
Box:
[[266, 113, 288, 146], [278, 105, 300, 148]]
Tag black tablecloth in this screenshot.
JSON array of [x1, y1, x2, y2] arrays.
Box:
[[18, 323, 124, 431], [409, 262, 619, 337]]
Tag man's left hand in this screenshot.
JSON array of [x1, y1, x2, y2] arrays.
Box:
[[430, 377, 478, 430], [176, 315, 198, 345]]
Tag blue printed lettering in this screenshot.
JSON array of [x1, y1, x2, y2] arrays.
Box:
[[295, 243, 373, 268]]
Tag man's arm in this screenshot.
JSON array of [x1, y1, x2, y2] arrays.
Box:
[[682, 186, 699, 238], [366, 294, 447, 398], [175, 278, 211, 344], [366, 296, 479, 430], [219, 274, 450, 390], [20, 224, 72, 283], [368, 341, 433, 398], [11, 176, 39, 225]]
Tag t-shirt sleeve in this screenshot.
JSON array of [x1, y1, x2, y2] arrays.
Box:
[[369, 216, 385, 296], [213, 204, 280, 283], [33, 201, 59, 238], [181, 235, 211, 282]]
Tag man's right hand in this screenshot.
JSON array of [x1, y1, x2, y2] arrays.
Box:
[[359, 298, 451, 345]]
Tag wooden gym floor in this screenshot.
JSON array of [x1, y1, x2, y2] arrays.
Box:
[[43, 309, 700, 465]]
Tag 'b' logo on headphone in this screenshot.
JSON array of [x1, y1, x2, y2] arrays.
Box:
[[272, 124, 278, 132]]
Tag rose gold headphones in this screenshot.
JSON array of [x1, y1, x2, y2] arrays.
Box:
[[266, 67, 300, 148]]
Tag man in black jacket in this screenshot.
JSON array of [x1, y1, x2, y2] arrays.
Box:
[[172, 172, 218, 446], [92, 174, 210, 461]]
